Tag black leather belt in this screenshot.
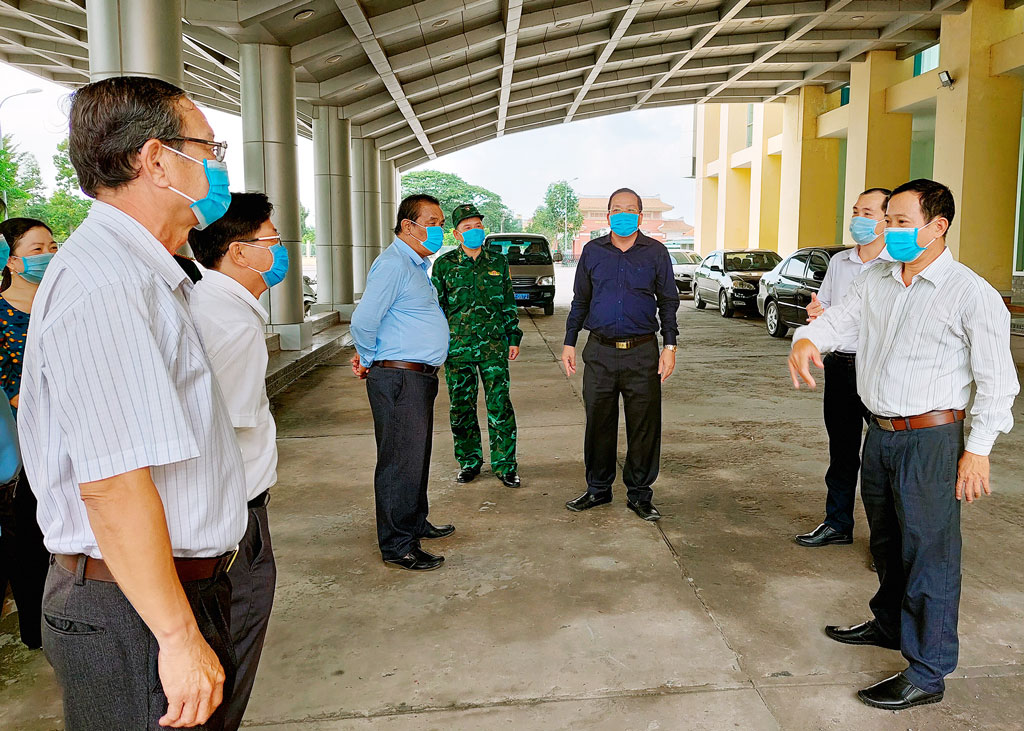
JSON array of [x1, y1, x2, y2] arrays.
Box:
[[592, 333, 655, 350], [248, 490, 270, 510], [375, 360, 440, 375]]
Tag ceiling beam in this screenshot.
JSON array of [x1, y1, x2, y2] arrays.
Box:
[[496, 0, 524, 137]]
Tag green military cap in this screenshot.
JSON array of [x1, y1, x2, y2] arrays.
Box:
[[452, 203, 484, 228]]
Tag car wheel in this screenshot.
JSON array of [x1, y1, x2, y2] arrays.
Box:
[[765, 299, 789, 338], [719, 291, 734, 318], [694, 286, 707, 309], [543, 303, 554, 316]]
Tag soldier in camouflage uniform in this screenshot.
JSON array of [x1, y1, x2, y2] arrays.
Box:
[[432, 204, 524, 488]]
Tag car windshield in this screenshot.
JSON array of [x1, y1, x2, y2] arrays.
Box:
[[670, 252, 700, 265], [724, 251, 782, 272], [487, 237, 553, 264]]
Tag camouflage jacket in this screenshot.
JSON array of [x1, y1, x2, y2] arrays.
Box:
[[431, 247, 523, 363]]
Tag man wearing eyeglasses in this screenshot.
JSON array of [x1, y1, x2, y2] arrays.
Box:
[[561, 188, 680, 522], [189, 193, 287, 729]]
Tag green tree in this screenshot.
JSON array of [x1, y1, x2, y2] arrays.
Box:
[[44, 138, 91, 239], [401, 170, 516, 233], [300, 204, 315, 255], [0, 135, 46, 215], [527, 180, 582, 251]]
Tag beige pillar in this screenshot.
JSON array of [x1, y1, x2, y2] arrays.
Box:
[[694, 104, 720, 255], [748, 104, 784, 251], [716, 104, 751, 250]]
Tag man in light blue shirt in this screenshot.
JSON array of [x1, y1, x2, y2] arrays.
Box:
[[351, 194, 453, 571]]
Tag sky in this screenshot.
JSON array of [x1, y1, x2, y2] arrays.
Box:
[[1, 62, 696, 224]]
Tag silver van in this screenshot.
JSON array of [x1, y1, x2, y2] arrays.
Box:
[[483, 233, 560, 316]]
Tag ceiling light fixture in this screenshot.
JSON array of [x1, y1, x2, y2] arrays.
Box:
[[750, 19, 763, 24], [650, 32, 663, 38], [432, 18, 449, 28], [556, 21, 572, 28], [673, 0, 688, 5], [326, 55, 342, 64], [851, 15, 864, 20], [441, 55, 454, 61], [293, 9, 315, 21], [354, 83, 368, 91]]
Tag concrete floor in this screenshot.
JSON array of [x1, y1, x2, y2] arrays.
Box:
[[3, 274, 1024, 729]]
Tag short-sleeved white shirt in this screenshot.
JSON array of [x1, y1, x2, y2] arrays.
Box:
[[18, 201, 247, 558], [190, 269, 277, 501]]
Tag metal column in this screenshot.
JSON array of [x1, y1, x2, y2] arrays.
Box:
[[86, 0, 183, 85], [351, 136, 381, 296], [312, 107, 354, 313], [379, 158, 397, 251], [239, 43, 310, 350]]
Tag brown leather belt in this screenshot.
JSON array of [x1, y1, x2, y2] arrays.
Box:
[[872, 409, 966, 432], [592, 333, 655, 350], [55, 551, 237, 584], [374, 360, 440, 375]]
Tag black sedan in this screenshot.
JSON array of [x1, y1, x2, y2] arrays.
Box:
[[757, 246, 850, 337], [693, 249, 782, 318]]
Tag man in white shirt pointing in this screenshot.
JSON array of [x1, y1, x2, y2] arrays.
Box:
[[189, 192, 286, 730], [796, 187, 892, 548], [789, 179, 1019, 710]]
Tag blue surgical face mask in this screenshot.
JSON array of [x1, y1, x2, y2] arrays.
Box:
[[459, 228, 485, 250], [408, 220, 444, 254], [16, 253, 55, 284], [884, 220, 937, 263], [0, 236, 9, 264], [849, 216, 881, 245], [240, 238, 289, 288], [609, 212, 640, 237], [163, 144, 231, 230]]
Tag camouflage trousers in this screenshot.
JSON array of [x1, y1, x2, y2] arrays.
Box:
[[444, 358, 517, 476]]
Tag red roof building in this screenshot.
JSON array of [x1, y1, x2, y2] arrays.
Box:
[[572, 195, 693, 256]]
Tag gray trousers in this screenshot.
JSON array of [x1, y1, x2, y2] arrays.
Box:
[[223, 503, 277, 730], [42, 556, 235, 730]]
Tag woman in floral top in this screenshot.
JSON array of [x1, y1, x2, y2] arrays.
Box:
[[0, 217, 57, 649]]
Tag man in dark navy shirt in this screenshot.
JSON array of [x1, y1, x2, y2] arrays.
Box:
[[561, 188, 680, 521]]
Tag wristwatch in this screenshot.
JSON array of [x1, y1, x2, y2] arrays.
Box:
[[664, 344, 677, 352]]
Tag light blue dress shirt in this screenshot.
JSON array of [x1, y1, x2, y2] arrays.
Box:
[[351, 239, 450, 368]]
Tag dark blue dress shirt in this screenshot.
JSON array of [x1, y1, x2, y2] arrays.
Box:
[[564, 232, 680, 347]]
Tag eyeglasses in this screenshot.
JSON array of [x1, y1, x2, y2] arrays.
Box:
[[165, 137, 229, 162], [609, 207, 640, 215], [235, 235, 282, 246]]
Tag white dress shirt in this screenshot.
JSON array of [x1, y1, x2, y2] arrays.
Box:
[[816, 245, 893, 353], [18, 201, 247, 558], [190, 269, 277, 501], [793, 249, 1019, 456]]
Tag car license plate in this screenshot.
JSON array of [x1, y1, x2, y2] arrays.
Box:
[[514, 293, 530, 301]]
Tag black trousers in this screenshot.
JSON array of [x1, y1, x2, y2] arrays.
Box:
[[0, 470, 49, 648], [861, 420, 963, 694], [366, 366, 439, 559], [822, 353, 869, 534], [581, 337, 661, 503], [42, 556, 236, 730]]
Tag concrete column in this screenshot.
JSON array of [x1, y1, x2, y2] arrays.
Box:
[[747, 104, 784, 251], [86, 0, 183, 85], [843, 51, 914, 221], [351, 137, 381, 296], [379, 158, 397, 251], [312, 107, 354, 314], [933, 0, 1023, 291], [240, 43, 310, 350], [715, 104, 752, 251], [694, 104, 720, 255], [777, 87, 841, 256]]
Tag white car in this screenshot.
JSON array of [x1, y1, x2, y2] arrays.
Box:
[[670, 250, 703, 296]]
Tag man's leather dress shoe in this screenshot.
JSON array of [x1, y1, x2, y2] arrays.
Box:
[[628, 501, 662, 521], [795, 523, 853, 547], [565, 492, 611, 512], [857, 673, 943, 710], [825, 620, 900, 650], [499, 472, 521, 488], [457, 467, 480, 483], [421, 523, 455, 539], [383, 547, 444, 571]]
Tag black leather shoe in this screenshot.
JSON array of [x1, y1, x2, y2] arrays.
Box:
[[627, 501, 662, 521], [383, 547, 444, 571], [795, 523, 853, 547], [456, 467, 480, 483], [499, 472, 521, 488], [857, 673, 943, 710], [421, 523, 455, 539], [566, 492, 612, 512], [825, 620, 900, 650]]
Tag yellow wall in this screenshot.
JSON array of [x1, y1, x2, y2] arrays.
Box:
[[693, 104, 720, 254], [748, 104, 783, 250], [717, 104, 752, 250]]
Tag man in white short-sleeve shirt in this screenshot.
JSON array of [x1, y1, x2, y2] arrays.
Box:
[[18, 77, 246, 730], [189, 192, 283, 729]]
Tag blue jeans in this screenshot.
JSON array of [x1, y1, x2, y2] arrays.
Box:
[[861, 419, 963, 693]]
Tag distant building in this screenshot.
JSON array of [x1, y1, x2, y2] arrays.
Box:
[[572, 195, 695, 256]]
